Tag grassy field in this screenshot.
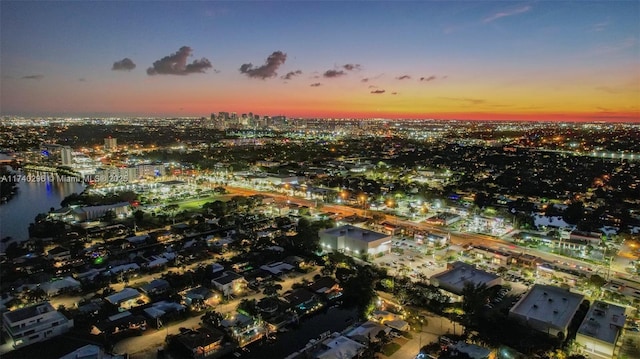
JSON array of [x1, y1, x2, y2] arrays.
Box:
[[171, 194, 236, 211]]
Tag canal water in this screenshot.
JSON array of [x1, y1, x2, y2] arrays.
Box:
[[0, 177, 85, 247], [243, 307, 358, 359]]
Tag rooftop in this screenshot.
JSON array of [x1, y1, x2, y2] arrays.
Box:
[[315, 334, 366, 359], [260, 261, 295, 275], [309, 277, 339, 293], [577, 301, 626, 344], [284, 288, 316, 307], [140, 279, 170, 292], [451, 341, 491, 359], [322, 225, 388, 243], [346, 321, 390, 343], [430, 261, 500, 295], [105, 287, 141, 305], [510, 284, 584, 330], [175, 328, 224, 349], [212, 271, 244, 285], [3, 302, 54, 323]]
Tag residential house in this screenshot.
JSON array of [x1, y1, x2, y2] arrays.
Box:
[[90, 311, 146, 336], [283, 288, 320, 314], [212, 271, 247, 297], [139, 279, 171, 297], [2, 301, 74, 349], [171, 328, 225, 359], [181, 286, 218, 310], [308, 277, 343, 300], [105, 288, 143, 310]]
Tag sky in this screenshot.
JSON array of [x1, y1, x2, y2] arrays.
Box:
[[1, 1, 639, 121]]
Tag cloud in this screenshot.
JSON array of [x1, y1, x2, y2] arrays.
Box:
[[396, 75, 411, 80], [78, 78, 87, 82], [281, 70, 302, 80], [368, 85, 378, 89], [483, 5, 531, 23], [588, 37, 637, 56], [21, 74, 44, 80], [112, 58, 136, 71], [343, 64, 362, 71], [420, 75, 437, 82], [371, 89, 385, 94], [440, 97, 486, 105], [391, 92, 398, 95], [590, 19, 609, 32], [361, 78, 369, 83], [323, 69, 346, 78], [239, 51, 287, 79], [310, 82, 321, 87], [147, 46, 212, 75]]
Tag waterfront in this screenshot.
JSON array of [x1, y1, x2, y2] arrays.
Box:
[[0, 178, 85, 245], [244, 307, 358, 359]]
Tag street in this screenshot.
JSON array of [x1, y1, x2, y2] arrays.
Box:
[[112, 268, 320, 358]]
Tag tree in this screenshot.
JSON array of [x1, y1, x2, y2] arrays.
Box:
[[461, 282, 490, 326], [201, 311, 224, 328], [102, 210, 116, 223], [203, 200, 226, 217], [563, 201, 585, 225], [133, 210, 144, 223], [237, 298, 258, 317], [263, 283, 282, 297], [588, 274, 606, 288], [163, 204, 180, 224]]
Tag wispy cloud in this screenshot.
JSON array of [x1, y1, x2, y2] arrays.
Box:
[[439, 97, 486, 105], [595, 80, 640, 94], [322, 63, 361, 79], [483, 5, 531, 23], [587, 37, 637, 56], [78, 78, 87, 82], [396, 75, 411, 80], [239, 51, 287, 79], [21, 74, 44, 80], [281, 70, 302, 80], [371, 89, 385, 94], [590, 18, 609, 33], [420, 75, 437, 82], [310, 82, 321, 87]]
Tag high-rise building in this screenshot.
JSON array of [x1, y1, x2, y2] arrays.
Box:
[[60, 146, 74, 167], [104, 137, 117, 151]]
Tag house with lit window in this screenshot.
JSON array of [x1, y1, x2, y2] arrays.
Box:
[[2, 301, 74, 349], [105, 287, 144, 310], [212, 271, 247, 297]]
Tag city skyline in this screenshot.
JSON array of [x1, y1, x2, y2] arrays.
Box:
[[1, 1, 639, 122]]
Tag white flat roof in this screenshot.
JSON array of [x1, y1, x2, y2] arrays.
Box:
[[510, 284, 584, 330], [431, 262, 500, 295], [322, 225, 389, 243], [577, 301, 625, 344]]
